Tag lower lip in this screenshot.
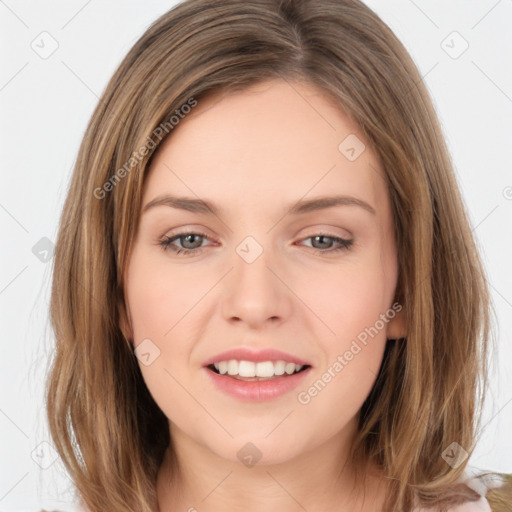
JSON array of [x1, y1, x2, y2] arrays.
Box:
[[203, 367, 312, 402]]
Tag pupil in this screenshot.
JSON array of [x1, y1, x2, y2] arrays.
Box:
[[314, 235, 331, 249], [184, 234, 201, 249]]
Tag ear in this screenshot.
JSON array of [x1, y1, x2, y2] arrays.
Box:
[[386, 303, 407, 340]]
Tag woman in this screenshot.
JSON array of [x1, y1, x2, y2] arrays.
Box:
[[45, 0, 511, 510]]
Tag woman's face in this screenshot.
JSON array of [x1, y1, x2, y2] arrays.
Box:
[[123, 79, 404, 466]]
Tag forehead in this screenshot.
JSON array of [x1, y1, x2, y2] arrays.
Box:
[[144, 79, 388, 219]]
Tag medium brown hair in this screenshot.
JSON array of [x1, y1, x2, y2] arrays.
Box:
[[46, 0, 503, 510]]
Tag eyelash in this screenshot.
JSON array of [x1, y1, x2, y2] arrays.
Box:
[[158, 231, 353, 256]]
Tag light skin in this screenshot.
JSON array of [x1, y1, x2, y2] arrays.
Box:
[[121, 78, 406, 512]]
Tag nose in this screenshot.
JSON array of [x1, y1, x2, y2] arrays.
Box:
[[221, 242, 293, 329]]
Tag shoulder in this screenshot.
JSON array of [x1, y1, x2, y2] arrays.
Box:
[[414, 468, 510, 512], [451, 469, 510, 512], [443, 495, 492, 511], [485, 473, 512, 512]]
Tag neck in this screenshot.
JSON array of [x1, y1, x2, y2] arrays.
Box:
[[156, 419, 387, 512]]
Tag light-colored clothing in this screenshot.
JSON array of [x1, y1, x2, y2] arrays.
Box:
[[415, 467, 506, 511]]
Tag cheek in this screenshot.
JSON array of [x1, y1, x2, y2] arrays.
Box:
[[296, 250, 392, 405], [125, 249, 199, 420], [299, 252, 394, 343], [126, 249, 201, 341], [296, 271, 389, 431]]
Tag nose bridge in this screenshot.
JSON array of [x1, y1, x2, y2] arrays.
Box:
[[221, 233, 291, 326]]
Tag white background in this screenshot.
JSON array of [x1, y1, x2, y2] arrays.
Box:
[[1, 1, 511, 510]]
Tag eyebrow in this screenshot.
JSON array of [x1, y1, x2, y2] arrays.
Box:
[[142, 194, 376, 216]]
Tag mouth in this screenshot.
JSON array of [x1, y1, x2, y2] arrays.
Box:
[[206, 360, 312, 381], [203, 357, 313, 401]]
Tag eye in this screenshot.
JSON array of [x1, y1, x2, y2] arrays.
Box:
[[158, 231, 353, 257], [299, 233, 353, 254], [159, 231, 212, 255]]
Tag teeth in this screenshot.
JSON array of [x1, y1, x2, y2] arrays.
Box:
[[274, 360, 285, 376], [227, 360, 238, 376], [285, 362, 295, 375], [212, 360, 305, 377], [217, 361, 228, 375]]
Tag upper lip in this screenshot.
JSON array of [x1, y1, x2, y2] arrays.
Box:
[[203, 348, 312, 367]]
